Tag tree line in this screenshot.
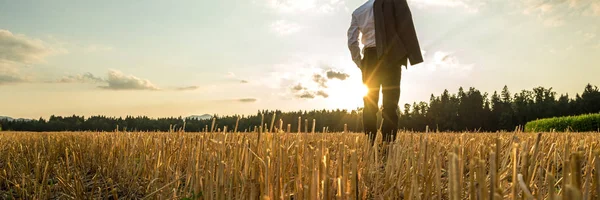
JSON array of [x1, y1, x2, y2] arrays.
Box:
[[1, 84, 599, 133]]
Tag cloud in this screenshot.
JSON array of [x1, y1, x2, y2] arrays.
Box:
[[298, 92, 316, 99], [272, 62, 351, 99], [289, 82, 329, 99], [264, 58, 350, 99], [225, 72, 251, 84], [575, 31, 598, 48], [289, 82, 327, 99], [99, 70, 159, 90], [312, 74, 328, 88], [57, 72, 105, 83], [0, 29, 65, 66], [408, 0, 485, 12], [310, 68, 350, 88], [265, 0, 346, 14], [583, 32, 597, 40], [0, 65, 29, 85], [0, 29, 67, 85], [291, 83, 306, 91], [239, 98, 258, 103], [316, 90, 329, 98], [425, 51, 474, 73], [57, 70, 200, 91], [408, 0, 598, 27], [175, 86, 200, 91], [326, 70, 349, 80], [84, 44, 113, 53], [542, 18, 565, 27], [593, 2, 600, 16], [295, 90, 328, 99], [0, 74, 28, 85], [270, 20, 303, 35], [518, 0, 600, 27], [226, 72, 236, 78]]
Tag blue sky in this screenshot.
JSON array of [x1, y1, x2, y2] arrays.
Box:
[[1, 0, 599, 118]]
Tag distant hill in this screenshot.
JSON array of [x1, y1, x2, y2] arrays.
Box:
[[187, 114, 212, 120], [0, 116, 13, 121], [0, 116, 33, 121]]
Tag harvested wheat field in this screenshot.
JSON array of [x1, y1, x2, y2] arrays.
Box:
[[1, 131, 599, 199]]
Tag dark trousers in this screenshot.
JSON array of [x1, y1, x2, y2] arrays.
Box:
[[361, 47, 403, 145]]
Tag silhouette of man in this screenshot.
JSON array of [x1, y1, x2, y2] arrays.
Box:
[[348, 0, 423, 145]]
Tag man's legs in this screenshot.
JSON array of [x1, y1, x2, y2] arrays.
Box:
[[381, 64, 401, 143], [363, 83, 380, 145], [362, 48, 381, 145]]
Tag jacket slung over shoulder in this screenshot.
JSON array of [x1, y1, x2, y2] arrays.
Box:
[[374, 0, 424, 67]]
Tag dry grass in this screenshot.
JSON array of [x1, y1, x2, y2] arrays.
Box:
[[1, 130, 599, 199]]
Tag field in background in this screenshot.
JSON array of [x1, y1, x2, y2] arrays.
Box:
[[1, 131, 599, 199], [525, 113, 600, 132]]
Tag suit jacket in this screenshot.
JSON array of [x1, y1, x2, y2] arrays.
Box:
[[374, 0, 423, 67]]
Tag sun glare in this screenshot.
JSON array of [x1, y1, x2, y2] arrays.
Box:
[[358, 84, 368, 97], [324, 81, 370, 110]]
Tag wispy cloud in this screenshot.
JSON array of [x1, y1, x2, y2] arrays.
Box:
[[0, 29, 67, 85], [408, 0, 485, 12], [291, 83, 306, 91], [226, 72, 236, 78], [519, 0, 600, 27], [315, 90, 329, 98], [326, 69, 349, 80], [98, 70, 159, 90], [295, 90, 329, 99], [593, 2, 600, 16], [0, 29, 66, 66], [312, 74, 328, 88], [270, 20, 303, 35], [0, 62, 29, 85], [583, 32, 597, 40], [263, 0, 347, 36], [279, 65, 349, 99], [57, 72, 105, 83], [409, 0, 599, 27], [224, 72, 252, 84], [298, 92, 316, 99], [264, 0, 346, 14], [422, 51, 474, 74], [56, 70, 204, 91], [175, 86, 200, 91], [259, 56, 357, 100], [238, 98, 258, 103], [84, 44, 113, 53], [0, 74, 28, 85], [542, 18, 565, 27]]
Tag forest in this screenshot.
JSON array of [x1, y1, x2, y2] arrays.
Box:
[[2, 84, 599, 132]]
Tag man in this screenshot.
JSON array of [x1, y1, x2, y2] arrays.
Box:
[[348, 0, 423, 145]]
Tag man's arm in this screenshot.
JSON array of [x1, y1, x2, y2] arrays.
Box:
[[347, 14, 362, 69]]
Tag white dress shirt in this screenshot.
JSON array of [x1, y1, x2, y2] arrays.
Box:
[[347, 0, 376, 67]]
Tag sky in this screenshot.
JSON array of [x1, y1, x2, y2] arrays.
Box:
[[0, 0, 599, 119]]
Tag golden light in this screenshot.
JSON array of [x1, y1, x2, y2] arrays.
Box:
[[358, 84, 369, 97], [324, 81, 370, 110]]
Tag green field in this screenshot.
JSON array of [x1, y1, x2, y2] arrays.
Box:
[[526, 113, 600, 132]]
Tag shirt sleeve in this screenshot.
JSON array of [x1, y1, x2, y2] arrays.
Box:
[[347, 14, 361, 67]]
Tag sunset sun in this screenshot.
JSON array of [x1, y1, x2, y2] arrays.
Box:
[[358, 84, 368, 97], [324, 79, 369, 110]]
